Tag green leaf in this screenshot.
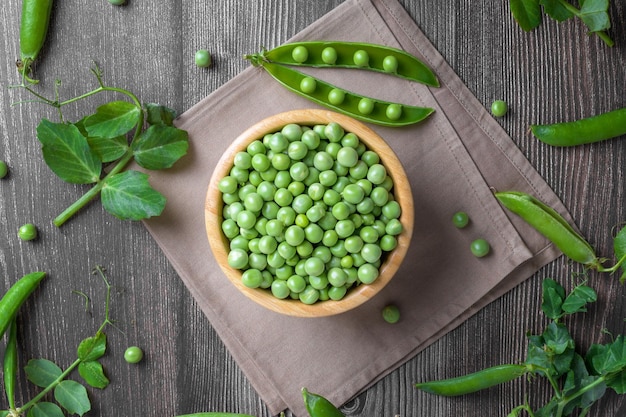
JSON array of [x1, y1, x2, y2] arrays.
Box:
[[510, 0, 542, 31], [544, 322, 574, 355], [580, 0, 610, 32], [1, 411, 9, 417], [101, 170, 166, 220], [78, 361, 109, 389], [75, 118, 129, 163], [146, 103, 177, 126], [586, 343, 608, 374], [54, 380, 91, 416], [27, 402, 65, 417], [592, 335, 626, 374], [36, 120, 102, 184], [562, 354, 605, 411], [562, 285, 597, 314], [606, 370, 626, 394], [613, 226, 626, 283], [131, 125, 189, 170], [84, 101, 141, 139], [541, 279, 565, 319], [24, 359, 63, 388], [77, 332, 107, 361], [540, 0, 574, 21]]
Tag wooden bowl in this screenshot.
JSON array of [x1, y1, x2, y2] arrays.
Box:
[[205, 109, 414, 317]]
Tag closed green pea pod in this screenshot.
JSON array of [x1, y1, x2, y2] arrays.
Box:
[[255, 61, 434, 127], [302, 387, 345, 417], [261, 41, 439, 87], [531, 107, 626, 147], [495, 191, 600, 268], [3, 319, 18, 410], [18, 0, 54, 83], [415, 364, 528, 396], [0, 271, 46, 340]]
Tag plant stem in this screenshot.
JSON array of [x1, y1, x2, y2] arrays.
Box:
[[555, 0, 614, 47], [18, 358, 82, 414]]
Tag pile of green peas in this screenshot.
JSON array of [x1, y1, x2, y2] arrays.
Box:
[[218, 122, 403, 305]]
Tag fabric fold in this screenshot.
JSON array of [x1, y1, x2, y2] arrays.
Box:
[[141, 0, 568, 415]]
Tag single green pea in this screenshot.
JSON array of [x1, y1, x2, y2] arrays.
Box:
[[242, 269, 264, 288], [218, 176, 238, 194], [357, 263, 379, 284], [267, 133, 289, 152], [246, 140, 266, 155], [313, 151, 334, 171], [386, 103, 403, 120], [267, 251, 286, 268], [367, 164, 387, 185], [227, 248, 248, 269], [380, 234, 397, 251], [353, 49, 369, 67], [271, 280, 291, 299], [358, 97, 375, 115], [108, 0, 126, 5], [124, 346, 144, 363], [18, 223, 38, 241], [382, 200, 401, 219], [248, 253, 268, 270], [382, 304, 400, 323], [282, 124, 303, 141], [221, 219, 239, 239], [194, 49, 212, 67], [349, 160, 369, 180], [285, 225, 306, 246], [292, 194, 313, 214], [385, 218, 403, 236], [324, 123, 345, 142], [342, 184, 365, 204], [300, 76, 317, 94], [452, 211, 470, 228], [335, 219, 356, 238], [470, 238, 491, 257], [0, 161, 8, 179], [287, 141, 309, 160], [321, 46, 338, 64], [361, 150, 380, 167], [299, 286, 320, 304], [328, 88, 346, 105], [491, 100, 508, 117], [344, 235, 364, 254], [328, 285, 347, 300], [336, 146, 359, 168], [301, 130, 321, 150], [287, 274, 307, 293], [274, 188, 294, 207], [251, 153, 271, 171], [292, 45, 309, 63], [277, 206, 296, 226], [382, 55, 399, 73]]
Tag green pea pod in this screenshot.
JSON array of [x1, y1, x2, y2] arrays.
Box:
[[531, 107, 626, 147], [3, 319, 18, 410], [262, 41, 440, 87], [18, 0, 54, 84], [0, 271, 46, 340], [495, 191, 600, 268], [415, 364, 528, 396], [176, 413, 254, 417], [254, 61, 434, 127], [302, 388, 345, 417]]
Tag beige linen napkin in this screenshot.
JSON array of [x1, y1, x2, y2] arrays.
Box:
[[142, 0, 568, 415]]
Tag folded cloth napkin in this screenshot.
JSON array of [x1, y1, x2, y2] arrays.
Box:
[[142, 0, 569, 414]]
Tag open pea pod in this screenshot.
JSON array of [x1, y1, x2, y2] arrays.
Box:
[[261, 41, 440, 87], [495, 191, 601, 268], [254, 61, 434, 127]]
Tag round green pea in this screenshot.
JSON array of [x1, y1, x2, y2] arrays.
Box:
[[382, 304, 400, 323], [342, 184, 365, 204], [380, 234, 397, 251], [292, 45, 309, 63], [361, 243, 382, 263], [288, 141, 309, 160], [242, 269, 263, 288], [357, 263, 379, 284], [227, 248, 248, 269], [218, 176, 238, 194], [124, 346, 143, 363], [452, 211, 470, 228], [491, 100, 508, 117], [299, 286, 320, 304], [194, 49, 212, 67], [328, 285, 347, 300], [382, 55, 399, 73], [0, 161, 8, 179], [353, 49, 369, 67], [17, 223, 38, 241], [271, 280, 290, 299], [282, 124, 303, 141], [324, 123, 344, 142], [287, 275, 307, 293], [385, 103, 403, 120], [336, 146, 359, 168], [328, 89, 346, 105], [335, 219, 355, 238], [358, 98, 375, 115], [471, 238, 491, 258], [300, 76, 317, 94], [321, 46, 338, 64]]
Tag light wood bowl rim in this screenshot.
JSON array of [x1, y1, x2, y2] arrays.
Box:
[[205, 109, 414, 317]]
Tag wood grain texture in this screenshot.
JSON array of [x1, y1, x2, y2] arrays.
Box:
[[0, 1, 625, 416]]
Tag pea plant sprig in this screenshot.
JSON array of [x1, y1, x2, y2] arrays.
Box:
[[509, 0, 614, 47], [12, 63, 189, 227], [416, 277, 626, 417], [1, 266, 115, 417]]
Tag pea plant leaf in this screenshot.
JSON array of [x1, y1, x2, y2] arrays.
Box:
[[83, 101, 141, 139], [24, 359, 63, 388], [591, 335, 626, 375], [562, 285, 597, 314], [78, 361, 110, 389], [544, 322, 575, 355], [75, 118, 129, 163], [27, 402, 65, 417], [53, 380, 91, 416], [101, 170, 166, 220], [580, 0, 611, 32], [540, 0, 574, 21], [131, 125, 189, 170], [36, 120, 102, 184], [509, 0, 542, 31], [541, 278, 565, 319], [77, 332, 107, 362], [146, 103, 177, 126], [613, 225, 626, 283]]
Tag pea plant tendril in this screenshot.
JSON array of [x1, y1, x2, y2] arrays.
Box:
[[11, 63, 189, 227], [1, 266, 116, 417]]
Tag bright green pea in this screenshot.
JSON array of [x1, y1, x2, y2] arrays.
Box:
[[340, 132, 360, 148], [299, 286, 320, 305], [361, 243, 382, 263], [229, 166, 249, 184], [367, 164, 387, 185], [386, 103, 403, 120], [247, 140, 266, 155], [311, 152, 333, 172], [292, 194, 313, 214], [124, 346, 143, 363], [328, 285, 347, 300], [319, 170, 338, 187], [336, 146, 359, 168], [218, 176, 238, 194], [335, 219, 355, 238], [282, 124, 303, 141], [229, 235, 249, 251], [277, 207, 296, 226], [267, 251, 286, 268], [382, 200, 401, 219], [370, 187, 389, 206], [340, 255, 354, 269], [227, 248, 248, 269], [239, 227, 258, 240], [234, 151, 252, 169], [321, 46, 337, 64], [248, 253, 268, 270], [331, 202, 351, 220], [287, 275, 307, 293], [272, 171, 291, 189], [385, 218, 403, 236], [292, 45, 309, 63], [342, 184, 365, 204], [259, 167, 277, 181], [358, 98, 375, 115], [236, 210, 256, 229], [275, 265, 294, 280], [380, 234, 397, 251], [251, 153, 270, 171], [344, 235, 364, 254], [325, 142, 341, 159], [328, 89, 346, 105], [274, 188, 294, 207], [271, 280, 291, 299], [356, 197, 374, 214], [322, 230, 339, 247], [237, 184, 256, 200], [353, 49, 369, 67], [359, 226, 378, 244], [333, 160, 349, 177], [243, 193, 264, 212], [323, 189, 341, 206], [288, 141, 309, 160], [248, 238, 261, 253], [262, 201, 280, 219], [301, 130, 321, 150], [257, 181, 277, 201], [285, 225, 305, 246], [491, 100, 508, 117], [471, 238, 491, 257], [288, 181, 305, 196], [324, 123, 344, 142], [308, 183, 326, 201], [382, 55, 399, 73], [304, 257, 325, 277], [295, 213, 310, 228], [452, 211, 470, 228], [300, 76, 317, 94], [349, 160, 369, 180], [271, 153, 291, 171], [265, 219, 284, 237], [361, 150, 380, 167], [195, 49, 211, 67], [254, 217, 268, 235], [267, 133, 289, 152], [332, 177, 351, 193], [221, 219, 239, 239], [278, 241, 297, 260], [358, 263, 379, 284], [303, 167, 320, 186], [308, 275, 328, 291], [382, 304, 400, 323], [306, 204, 326, 223]]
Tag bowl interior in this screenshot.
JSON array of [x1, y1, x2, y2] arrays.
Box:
[[205, 109, 414, 317]]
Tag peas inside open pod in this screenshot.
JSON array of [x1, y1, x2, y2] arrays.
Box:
[[205, 109, 414, 317]]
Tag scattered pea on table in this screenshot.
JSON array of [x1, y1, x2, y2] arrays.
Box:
[[0, 160, 8, 178], [18, 223, 38, 241]]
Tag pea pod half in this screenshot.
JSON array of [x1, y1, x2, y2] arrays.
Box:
[[302, 388, 345, 417], [3, 319, 18, 410], [0, 271, 46, 340], [253, 61, 434, 127], [531, 107, 626, 147], [261, 41, 439, 87], [495, 191, 601, 268], [415, 364, 528, 396], [18, 0, 54, 83]]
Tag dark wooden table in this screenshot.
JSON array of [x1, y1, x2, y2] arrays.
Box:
[[1, 1, 625, 416]]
